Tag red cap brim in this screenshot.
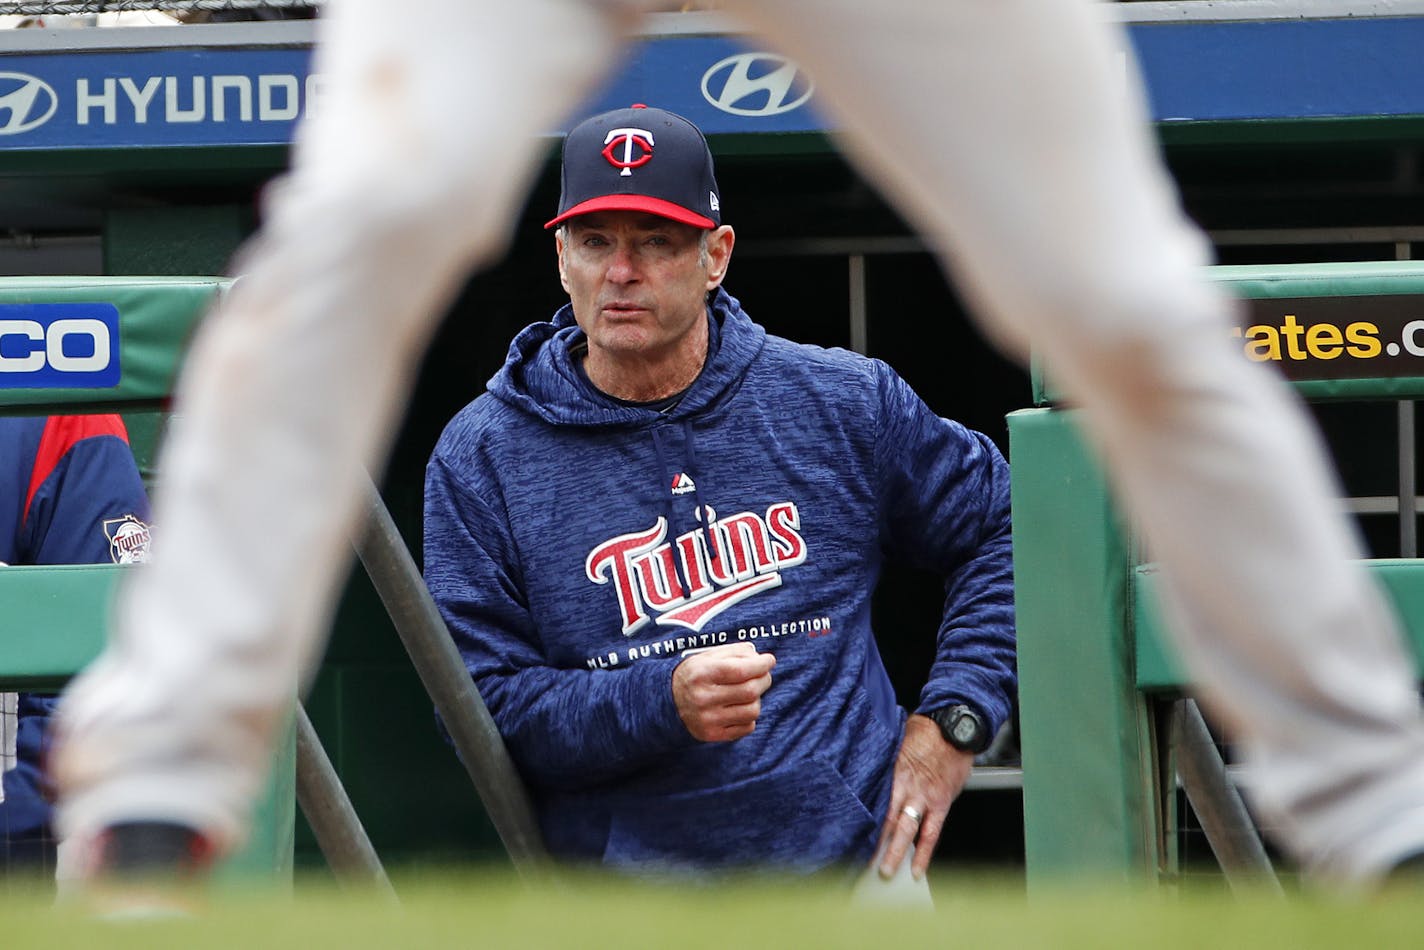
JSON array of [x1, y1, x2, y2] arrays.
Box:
[[544, 194, 716, 230]]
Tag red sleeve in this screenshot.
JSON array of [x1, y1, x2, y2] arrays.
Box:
[[24, 414, 130, 526]]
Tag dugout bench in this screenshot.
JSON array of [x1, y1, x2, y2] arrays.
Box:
[[1013, 260, 1424, 890], [0, 275, 295, 881]]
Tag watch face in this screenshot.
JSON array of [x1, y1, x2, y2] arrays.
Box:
[[952, 715, 981, 746]]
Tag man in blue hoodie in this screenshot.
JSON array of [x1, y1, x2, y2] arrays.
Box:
[[423, 106, 1016, 884]]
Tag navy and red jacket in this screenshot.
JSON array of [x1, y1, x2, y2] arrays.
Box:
[[1, 415, 151, 845]]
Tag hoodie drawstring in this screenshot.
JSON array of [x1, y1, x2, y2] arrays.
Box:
[[650, 420, 717, 601], [650, 425, 692, 599], [682, 419, 715, 537]]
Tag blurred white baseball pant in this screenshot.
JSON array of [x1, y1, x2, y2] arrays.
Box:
[[55, 0, 1424, 885]]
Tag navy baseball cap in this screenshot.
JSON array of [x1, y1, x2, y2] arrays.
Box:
[[545, 104, 721, 230]]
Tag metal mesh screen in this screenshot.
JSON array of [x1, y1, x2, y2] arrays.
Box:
[[0, 0, 1243, 11], [0, 0, 318, 13], [0, 692, 14, 793], [0, 692, 58, 885]]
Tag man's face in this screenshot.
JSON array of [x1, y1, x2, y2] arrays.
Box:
[[557, 211, 733, 362]]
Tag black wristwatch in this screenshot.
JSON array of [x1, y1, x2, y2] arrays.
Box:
[[926, 704, 990, 754]]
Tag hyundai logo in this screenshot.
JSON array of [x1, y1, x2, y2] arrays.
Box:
[[0, 72, 57, 135], [701, 53, 813, 118]]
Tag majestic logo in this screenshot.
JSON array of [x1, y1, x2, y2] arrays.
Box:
[[586, 502, 807, 635], [0, 303, 121, 389], [0, 72, 58, 135], [670, 473, 696, 496], [602, 126, 654, 177], [104, 515, 152, 565], [701, 53, 814, 118]]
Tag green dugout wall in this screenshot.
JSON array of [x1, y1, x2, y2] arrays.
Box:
[[1013, 261, 1424, 888]]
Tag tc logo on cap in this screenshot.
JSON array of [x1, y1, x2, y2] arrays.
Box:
[[545, 105, 720, 230], [602, 127, 654, 177]]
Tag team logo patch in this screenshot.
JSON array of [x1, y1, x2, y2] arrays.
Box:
[[103, 514, 151, 564], [602, 126, 654, 177]]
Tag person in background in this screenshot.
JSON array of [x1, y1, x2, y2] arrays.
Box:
[[1, 414, 151, 875]]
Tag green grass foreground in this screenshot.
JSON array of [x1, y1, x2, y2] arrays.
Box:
[[1, 869, 1420, 948]]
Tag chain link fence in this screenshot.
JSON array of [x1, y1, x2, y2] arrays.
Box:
[[0, 0, 318, 13], [0, 0, 1204, 18]]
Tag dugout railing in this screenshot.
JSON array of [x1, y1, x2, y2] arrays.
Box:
[[1012, 260, 1424, 891], [0, 275, 543, 886]]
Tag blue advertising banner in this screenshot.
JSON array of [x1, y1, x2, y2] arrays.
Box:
[[0, 302, 121, 389], [0, 47, 315, 149], [1133, 18, 1424, 123], [1, 17, 1424, 152]]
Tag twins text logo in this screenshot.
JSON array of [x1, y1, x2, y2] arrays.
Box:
[[104, 515, 151, 565], [586, 502, 806, 635]]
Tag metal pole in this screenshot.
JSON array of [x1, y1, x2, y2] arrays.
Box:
[[1400, 239, 1417, 559], [1400, 400, 1417, 558], [848, 253, 868, 355], [353, 475, 547, 876], [1170, 699, 1282, 896], [294, 704, 397, 898]]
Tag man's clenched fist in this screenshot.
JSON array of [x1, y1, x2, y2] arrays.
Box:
[[672, 643, 776, 742]]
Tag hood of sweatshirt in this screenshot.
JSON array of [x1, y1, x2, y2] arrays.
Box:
[[486, 287, 766, 428]]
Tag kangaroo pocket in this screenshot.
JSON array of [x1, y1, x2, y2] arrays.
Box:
[[602, 756, 877, 873]]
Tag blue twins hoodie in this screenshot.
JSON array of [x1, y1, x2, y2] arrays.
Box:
[[424, 288, 1014, 874]]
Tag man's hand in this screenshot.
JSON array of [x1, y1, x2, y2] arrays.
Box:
[[672, 643, 775, 742], [875, 713, 974, 881]]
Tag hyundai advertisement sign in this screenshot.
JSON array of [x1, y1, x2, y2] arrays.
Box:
[[2, 18, 1424, 152], [0, 48, 317, 148]]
